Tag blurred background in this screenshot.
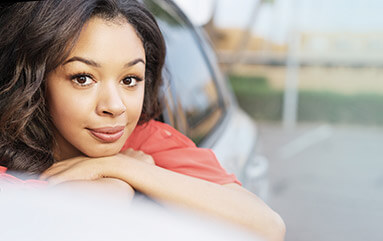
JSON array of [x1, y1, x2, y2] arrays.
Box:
[[174, 0, 383, 240]]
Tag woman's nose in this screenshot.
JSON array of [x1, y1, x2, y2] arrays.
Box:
[[96, 83, 126, 117]]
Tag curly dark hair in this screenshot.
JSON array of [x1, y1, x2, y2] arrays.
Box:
[[0, 0, 166, 176]]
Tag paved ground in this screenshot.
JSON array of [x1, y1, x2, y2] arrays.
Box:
[[255, 122, 383, 241]]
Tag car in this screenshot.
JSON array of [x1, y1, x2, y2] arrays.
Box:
[[0, 186, 262, 241], [143, 0, 269, 200]]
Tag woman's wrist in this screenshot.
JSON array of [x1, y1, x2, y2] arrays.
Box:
[[99, 153, 143, 183]]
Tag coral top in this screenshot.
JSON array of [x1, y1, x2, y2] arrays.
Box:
[[0, 120, 240, 187], [122, 120, 240, 185], [0, 166, 46, 187]]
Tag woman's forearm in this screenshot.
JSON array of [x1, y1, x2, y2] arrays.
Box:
[[107, 157, 285, 241]]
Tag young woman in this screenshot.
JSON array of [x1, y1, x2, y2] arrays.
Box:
[[0, 1, 285, 240]]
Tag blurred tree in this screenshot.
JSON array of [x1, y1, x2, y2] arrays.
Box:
[[224, 0, 275, 75]]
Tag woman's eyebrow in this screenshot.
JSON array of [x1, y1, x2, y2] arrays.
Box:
[[124, 58, 145, 68], [63, 56, 100, 67], [63, 56, 145, 68]]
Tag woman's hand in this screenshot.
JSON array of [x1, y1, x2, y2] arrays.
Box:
[[120, 148, 155, 165], [39, 148, 154, 185], [38, 148, 154, 201], [39, 155, 106, 184]]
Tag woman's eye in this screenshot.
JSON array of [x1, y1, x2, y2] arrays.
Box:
[[71, 75, 93, 86], [121, 76, 139, 87]]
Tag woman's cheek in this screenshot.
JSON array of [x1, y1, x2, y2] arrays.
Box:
[[51, 91, 94, 124]]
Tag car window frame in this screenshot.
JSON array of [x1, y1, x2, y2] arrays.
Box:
[[148, 0, 228, 145]]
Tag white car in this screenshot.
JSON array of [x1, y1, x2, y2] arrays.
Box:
[[144, 0, 269, 199]]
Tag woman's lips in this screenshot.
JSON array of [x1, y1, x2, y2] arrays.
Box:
[[87, 126, 125, 143]]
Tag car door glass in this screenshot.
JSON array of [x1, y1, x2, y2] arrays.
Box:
[[145, 0, 224, 144]]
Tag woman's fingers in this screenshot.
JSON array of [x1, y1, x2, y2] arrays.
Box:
[[120, 148, 155, 165], [40, 165, 66, 181], [39, 156, 90, 181], [39, 150, 154, 186], [44, 161, 103, 186]]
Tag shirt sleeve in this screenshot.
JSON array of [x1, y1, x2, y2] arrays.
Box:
[[122, 120, 241, 185]]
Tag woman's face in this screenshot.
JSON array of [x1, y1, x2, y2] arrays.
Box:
[[46, 16, 146, 161]]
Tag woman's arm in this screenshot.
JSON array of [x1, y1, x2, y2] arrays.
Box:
[[41, 151, 285, 241], [114, 156, 285, 241]]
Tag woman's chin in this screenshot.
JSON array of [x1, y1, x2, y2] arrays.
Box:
[[83, 146, 122, 158]]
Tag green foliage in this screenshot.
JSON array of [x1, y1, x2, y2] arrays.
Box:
[[229, 74, 282, 121], [229, 74, 383, 125], [229, 75, 270, 93], [297, 91, 383, 125]]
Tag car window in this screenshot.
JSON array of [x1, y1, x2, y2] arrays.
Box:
[[144, 0, 225, 145]]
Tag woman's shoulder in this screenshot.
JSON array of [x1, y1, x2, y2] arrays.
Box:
[[122, 121, 241, 185]]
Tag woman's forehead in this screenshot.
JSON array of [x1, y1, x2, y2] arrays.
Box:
[[65, 16, 146, 66]]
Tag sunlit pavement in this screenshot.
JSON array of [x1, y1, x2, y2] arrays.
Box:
[[256, 122, 383, 241]]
